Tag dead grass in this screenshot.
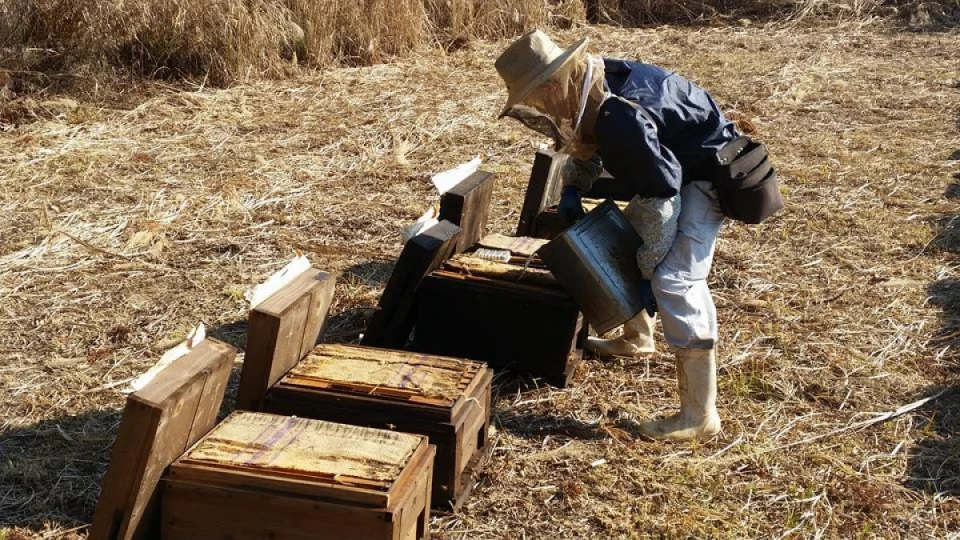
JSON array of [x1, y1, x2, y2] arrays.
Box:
[[592, 0, 960, 25], [1, 18, 960, 540], [0, 0, 585, 89], [1, 0, 955, 93]]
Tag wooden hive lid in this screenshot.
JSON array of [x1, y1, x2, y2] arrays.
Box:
[[178, 411, 422, 493], [281, 344, 484, 410], [476, 234, 548, 258]]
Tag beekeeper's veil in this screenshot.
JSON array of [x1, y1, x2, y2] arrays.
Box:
[[495, 30, 606, 160]]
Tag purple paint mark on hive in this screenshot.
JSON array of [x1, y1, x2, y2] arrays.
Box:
[[409, 363, 427, 389], [246, 415, 301, 464], [264, 418, 312, 467], [227, 416, 283, 463], [397, 364, 417, 388]]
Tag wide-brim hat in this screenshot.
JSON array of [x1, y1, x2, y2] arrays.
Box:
[[495, 30, 588, 118]]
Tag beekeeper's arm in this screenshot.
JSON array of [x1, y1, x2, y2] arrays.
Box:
[[595, 98, 684, 280], [625, 195, 680, 279]]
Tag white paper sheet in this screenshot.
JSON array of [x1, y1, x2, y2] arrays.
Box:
[[245, 254, 311, 308], [126, 322, 206, 393], [430, 157, 481, 195], [400, 206, 439, 244]]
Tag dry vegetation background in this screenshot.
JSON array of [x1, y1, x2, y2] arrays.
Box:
[[2, 0, 960, 539]]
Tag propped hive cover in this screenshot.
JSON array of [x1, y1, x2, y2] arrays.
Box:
[[282, 344, 482, 408], [180, 411, 421, 491], [90, 338, 236, 540]]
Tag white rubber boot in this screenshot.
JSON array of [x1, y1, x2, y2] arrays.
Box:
[[586, 311, 656, 358], [640, 348, 721, 441]]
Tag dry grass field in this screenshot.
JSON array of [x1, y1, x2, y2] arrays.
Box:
[[2, 13, 960, 540]]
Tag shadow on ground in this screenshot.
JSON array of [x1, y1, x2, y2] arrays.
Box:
[[907, 150, 960, 496], [323, 308, 374, 344], [342, 260, 395, 288], [495, 409, 614, 441], [0, 410, 118, 531], [208, 319, 248, 350], [906, 388, 960, 495], [0, 360, 246, 534]]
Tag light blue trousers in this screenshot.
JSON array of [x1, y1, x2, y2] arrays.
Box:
[[652, 181, 725, 350]]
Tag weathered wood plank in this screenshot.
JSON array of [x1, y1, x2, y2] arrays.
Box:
[[284, 344, 481, 407], [362, 221, 460, 348], [236, 268, 336, 411], [182, 412, 420, 488], [90, 339, 235, 540], [476, 234, 548, 258], [161, 479, 395, 540], [439, 170, 495, 254], [439, 254, 559, 290], [516, 150, 566, 238]]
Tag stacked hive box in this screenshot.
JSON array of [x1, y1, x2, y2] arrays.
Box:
[[236, 268, 493, 511], [266, 344, 493, 510], [92, 331, 436, 539], [162, 411, 434, 539], [412, 234, 585, 388], [357, 175, 587, 388]]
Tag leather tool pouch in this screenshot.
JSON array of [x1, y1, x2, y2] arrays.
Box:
[[711, 136, 783, 224]]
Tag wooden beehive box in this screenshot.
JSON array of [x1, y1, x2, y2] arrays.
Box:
[[516, 150, 633, 240], [264, 343, 493, 511], [412, 234, 585, 388], [531, 198, 632, 240], [162, 411, 434, 540], [90, 338, 236, 540]]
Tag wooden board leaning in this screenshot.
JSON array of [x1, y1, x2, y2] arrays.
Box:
[[89, 338, 236, 540], [439, 170, 495, 254], [361, 221, 461, 349], [235, 267, 336, 411]]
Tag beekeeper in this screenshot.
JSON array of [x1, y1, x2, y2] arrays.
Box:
[[495, 30, 781, 441]]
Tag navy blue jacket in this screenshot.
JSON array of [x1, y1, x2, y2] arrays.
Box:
[[594, 59, 736, 198]]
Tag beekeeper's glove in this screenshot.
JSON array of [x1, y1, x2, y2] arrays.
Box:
[[639, 279, 658, 317], [558, 185, 586, 224]]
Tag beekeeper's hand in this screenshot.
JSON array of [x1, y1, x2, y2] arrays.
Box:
[[558, 186, 586, 225]]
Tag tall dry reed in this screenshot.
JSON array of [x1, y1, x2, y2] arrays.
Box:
[[1, 0, 955, 88], [591, 0, 959, 24], [0, 0, 583, 85]]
